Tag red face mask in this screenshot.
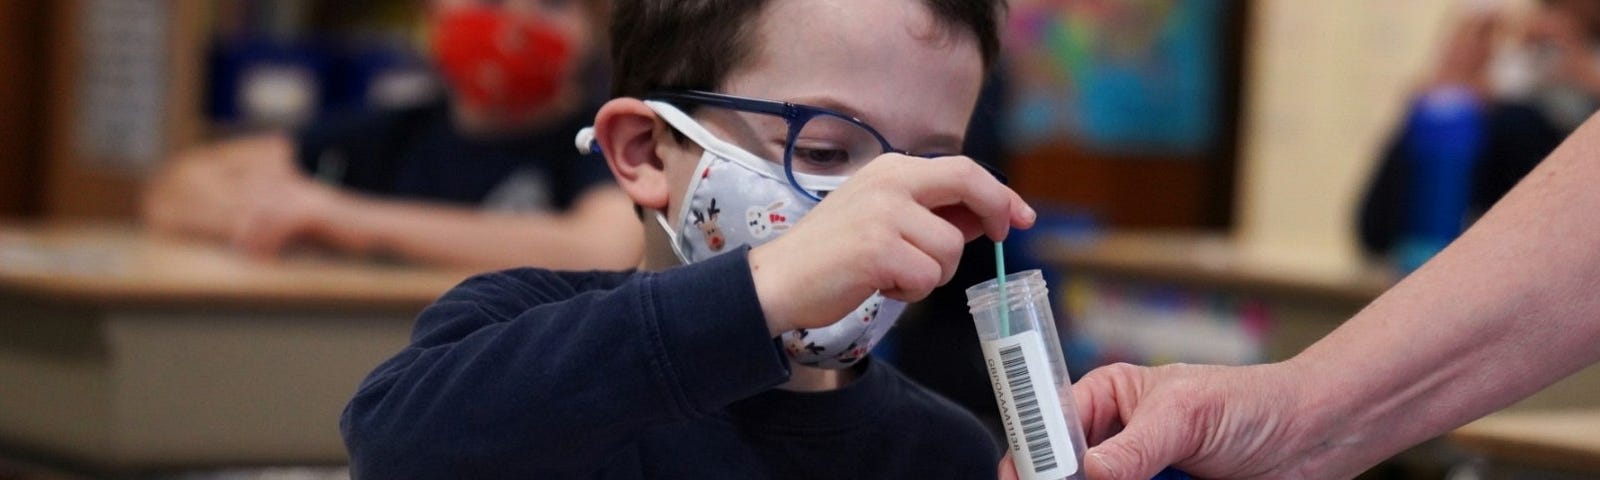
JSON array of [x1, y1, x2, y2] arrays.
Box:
[[432, 6, 572, 115]]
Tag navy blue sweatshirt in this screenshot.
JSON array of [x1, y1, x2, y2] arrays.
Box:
[[341, 248, 1001, 478]]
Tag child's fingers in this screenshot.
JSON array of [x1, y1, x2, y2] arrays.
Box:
[[874, 236, 945, 304], [896, 207, 967, 287], [931, 205, 984, 243], [897, 157, 1020, 241]]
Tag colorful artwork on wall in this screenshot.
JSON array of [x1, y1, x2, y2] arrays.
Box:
[[1005, 0, 1232, 154]]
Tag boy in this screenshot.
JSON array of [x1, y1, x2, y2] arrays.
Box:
[[143, 0, 640, 271], [341, 0, 1034, 477]]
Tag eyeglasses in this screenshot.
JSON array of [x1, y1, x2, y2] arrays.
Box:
[[647, 90, 1005, 201]]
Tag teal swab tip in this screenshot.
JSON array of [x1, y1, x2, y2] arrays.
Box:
[[995, 241, 1010, 337]]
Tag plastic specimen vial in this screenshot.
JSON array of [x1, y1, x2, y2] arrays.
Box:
[[967, 269, 1087, 480]]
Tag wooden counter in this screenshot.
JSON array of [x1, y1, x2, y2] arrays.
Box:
[[1032, 231, 1397, 309], [1032, 230, 1600, 409], [1450, 410, 1600, 476], [1037, 231, 1600, 477], [0, 223, 467, 311], [0, 223, 474, 473], [1031, 231, 1399, 363]]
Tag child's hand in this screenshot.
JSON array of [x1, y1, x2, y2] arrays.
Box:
[[748, 154, 1035, 336]]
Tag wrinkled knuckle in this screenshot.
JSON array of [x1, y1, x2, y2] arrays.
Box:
[[1121, 441, 1159, 478], [1164, 388, 1208, 418], [1101, 362, 1142, 378]]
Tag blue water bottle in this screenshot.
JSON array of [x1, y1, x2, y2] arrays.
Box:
[[1396, 85, 1484, 273]]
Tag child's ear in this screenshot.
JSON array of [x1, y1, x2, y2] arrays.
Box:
[[595, 98, 671, 211]]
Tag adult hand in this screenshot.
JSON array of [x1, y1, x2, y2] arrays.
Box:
[[748, 154, 1035, 336], [998, 451, 1018, 480], [1063, 362, 1362, 480]]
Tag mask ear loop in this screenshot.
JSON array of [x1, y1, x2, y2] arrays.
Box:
[[576, 125, 695, 265], [643, 100, 793, 180], [654, 211, 692, 265]]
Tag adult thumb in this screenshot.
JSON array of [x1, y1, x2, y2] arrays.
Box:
[[1083, 417, 1187, 480]]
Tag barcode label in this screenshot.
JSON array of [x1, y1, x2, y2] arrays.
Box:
[[983, 331, 1078, 478]]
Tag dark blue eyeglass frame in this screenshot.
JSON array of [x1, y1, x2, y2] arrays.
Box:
[[646, 89, 1008, 201]]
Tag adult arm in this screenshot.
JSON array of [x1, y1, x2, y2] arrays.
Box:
[[1068, 112, 1600, 480]]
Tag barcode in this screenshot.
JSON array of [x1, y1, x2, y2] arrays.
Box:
[[1000, 344, 1058, 473]]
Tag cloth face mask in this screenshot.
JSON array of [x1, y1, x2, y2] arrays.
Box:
[[644, 100, 906, 369]]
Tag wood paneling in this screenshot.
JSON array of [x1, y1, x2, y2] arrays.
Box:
[[0, 0, 47, 218], [1012, 143, 1224, 228]]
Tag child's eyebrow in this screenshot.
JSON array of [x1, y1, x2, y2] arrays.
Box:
[[782, 95, 963, 152]]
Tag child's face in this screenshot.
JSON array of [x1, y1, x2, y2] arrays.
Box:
[[655, 0, 987, 228]]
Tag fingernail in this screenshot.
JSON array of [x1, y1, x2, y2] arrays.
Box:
[[1023, 204, 1038, 223]]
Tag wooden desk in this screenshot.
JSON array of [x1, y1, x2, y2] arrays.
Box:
[[1450, 410, 1600, 477], [0, 223, 474, 473]]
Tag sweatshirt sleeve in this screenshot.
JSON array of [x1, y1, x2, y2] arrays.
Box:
[[340, 248, 789, 478]]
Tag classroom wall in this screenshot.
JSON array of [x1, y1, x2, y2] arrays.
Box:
[[1234, 0, 1466, 271], [38, 0, 205, 219]]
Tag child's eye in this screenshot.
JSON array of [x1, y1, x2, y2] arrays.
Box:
[[790, 144, 853, 174]]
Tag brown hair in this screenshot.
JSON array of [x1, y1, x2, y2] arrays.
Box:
[[608, 0, 1005, 98]]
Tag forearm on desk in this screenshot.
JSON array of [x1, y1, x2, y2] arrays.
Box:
[[320, 187, 643, 271], [144, 133, 299, 240], [1287, 114, 1600, 477]]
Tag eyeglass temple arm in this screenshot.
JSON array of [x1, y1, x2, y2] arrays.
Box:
[[583, 125, 1008, 187]]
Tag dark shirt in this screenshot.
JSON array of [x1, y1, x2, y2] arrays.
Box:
[[1358, 101, 1568, 255], [340, 248, 1001, 479], [294, 101, 612, 211]]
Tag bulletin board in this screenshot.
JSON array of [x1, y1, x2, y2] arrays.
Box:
[[1002, 0, 1247, 229], [1006, 0, 1231, 154], [41, 0, 205, 219]]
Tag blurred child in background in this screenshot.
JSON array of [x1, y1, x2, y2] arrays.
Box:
[[1361, 0, 1600, 256], [143, 0, 641, 271]]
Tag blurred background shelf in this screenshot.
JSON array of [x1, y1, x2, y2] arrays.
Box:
[[1449, 410, 1600, 478]]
